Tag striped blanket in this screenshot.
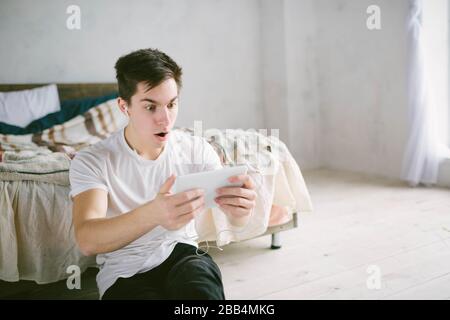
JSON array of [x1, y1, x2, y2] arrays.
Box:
[[0, 98, 127, 184], [0, 98, 127, 162]]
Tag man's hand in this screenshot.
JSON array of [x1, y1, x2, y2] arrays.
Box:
[[214, 174, 257, 219], [149, 174, 206, 231]]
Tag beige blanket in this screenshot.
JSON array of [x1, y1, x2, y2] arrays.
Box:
[[193, 128, 313, 246]]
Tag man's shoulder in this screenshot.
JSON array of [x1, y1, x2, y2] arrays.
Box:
[[72, 130, 121, 165]]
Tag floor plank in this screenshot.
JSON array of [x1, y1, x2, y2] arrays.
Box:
[[209, 169, 450, 300]]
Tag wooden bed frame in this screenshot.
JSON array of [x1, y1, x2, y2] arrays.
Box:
[[0, 83, 299, 249], [0, 83, 118, 100]]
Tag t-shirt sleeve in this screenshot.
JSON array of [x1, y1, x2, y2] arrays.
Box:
[[69, 150, 108, 199]]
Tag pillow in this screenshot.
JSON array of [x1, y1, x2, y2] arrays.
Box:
[[0, 84, 60, 128], [0, 92, 118, 135]]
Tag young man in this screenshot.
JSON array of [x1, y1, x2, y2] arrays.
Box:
[[69, 48, 257, 300]]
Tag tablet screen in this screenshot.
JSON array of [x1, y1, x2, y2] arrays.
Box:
[[173, 165, 248, 208]]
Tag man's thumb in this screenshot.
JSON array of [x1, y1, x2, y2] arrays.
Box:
[[159, 174, 176, 194]]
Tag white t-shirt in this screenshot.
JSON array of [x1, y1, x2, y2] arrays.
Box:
[[69, 127, 222, 298]]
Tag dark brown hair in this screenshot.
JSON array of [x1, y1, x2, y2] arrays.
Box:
[[114, 48, 183, 104]]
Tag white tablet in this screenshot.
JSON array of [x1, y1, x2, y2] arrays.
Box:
[[173, 165, 248, 209]]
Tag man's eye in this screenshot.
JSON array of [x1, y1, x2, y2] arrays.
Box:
[[168, 102, 176, 109], [145, 105, 156, 111]]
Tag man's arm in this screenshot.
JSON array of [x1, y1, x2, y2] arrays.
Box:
[[72, 174, 206, 256], [72, 188, 160, 256]]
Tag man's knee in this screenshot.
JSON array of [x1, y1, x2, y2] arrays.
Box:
[[166, 255, 225, 299]]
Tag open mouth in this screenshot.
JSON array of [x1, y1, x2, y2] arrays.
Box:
[[155, 131, 169, 137]]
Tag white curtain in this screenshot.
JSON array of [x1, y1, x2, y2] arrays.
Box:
[[402, 0, 450, 186]]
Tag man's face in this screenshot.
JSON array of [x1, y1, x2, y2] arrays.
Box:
[[125, 78, 179, 148]]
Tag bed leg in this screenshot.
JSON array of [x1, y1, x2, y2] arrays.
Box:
[[270, 232, 282, 249]]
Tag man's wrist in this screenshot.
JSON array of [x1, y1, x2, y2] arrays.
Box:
[[137, 200, 160, 230]]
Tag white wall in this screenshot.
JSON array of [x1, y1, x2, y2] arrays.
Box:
[[311, 0, 410, 179], [423, 0, 449, 147], [284, 0, 322, 170], [0, 0, 264, 131], [261, 0, 411, 178], [0, 0, 414, 180], [260, 0, 289, 147], [259, 0, 322, 170]]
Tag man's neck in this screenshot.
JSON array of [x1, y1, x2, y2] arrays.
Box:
[[124, 125, 164, 160]]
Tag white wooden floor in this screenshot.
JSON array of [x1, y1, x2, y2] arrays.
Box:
[[209, 169, 450, 300]]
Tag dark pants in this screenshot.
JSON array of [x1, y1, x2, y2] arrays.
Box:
[[102, 243, 225, 300]]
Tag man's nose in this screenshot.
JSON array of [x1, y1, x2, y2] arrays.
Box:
[[155, 106, 171, 125]]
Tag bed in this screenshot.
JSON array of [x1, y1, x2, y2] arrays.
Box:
[[0, 83, 312, 298]]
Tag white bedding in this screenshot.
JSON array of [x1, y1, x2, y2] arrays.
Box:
[[0, 180, 95, 283]]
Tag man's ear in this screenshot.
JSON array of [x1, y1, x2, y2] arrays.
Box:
[[117, 97, 128, 113]]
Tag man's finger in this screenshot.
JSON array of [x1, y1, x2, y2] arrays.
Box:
[[228, 174, 255, 190], [170, 188, 205, 206], [216, 186, 256, 200], [174, 212, 195, 228], [176, 196, 205, 215], [215, 196, 254, 209], [159, 174, 176, 194], [175, 204, 206, 227]]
